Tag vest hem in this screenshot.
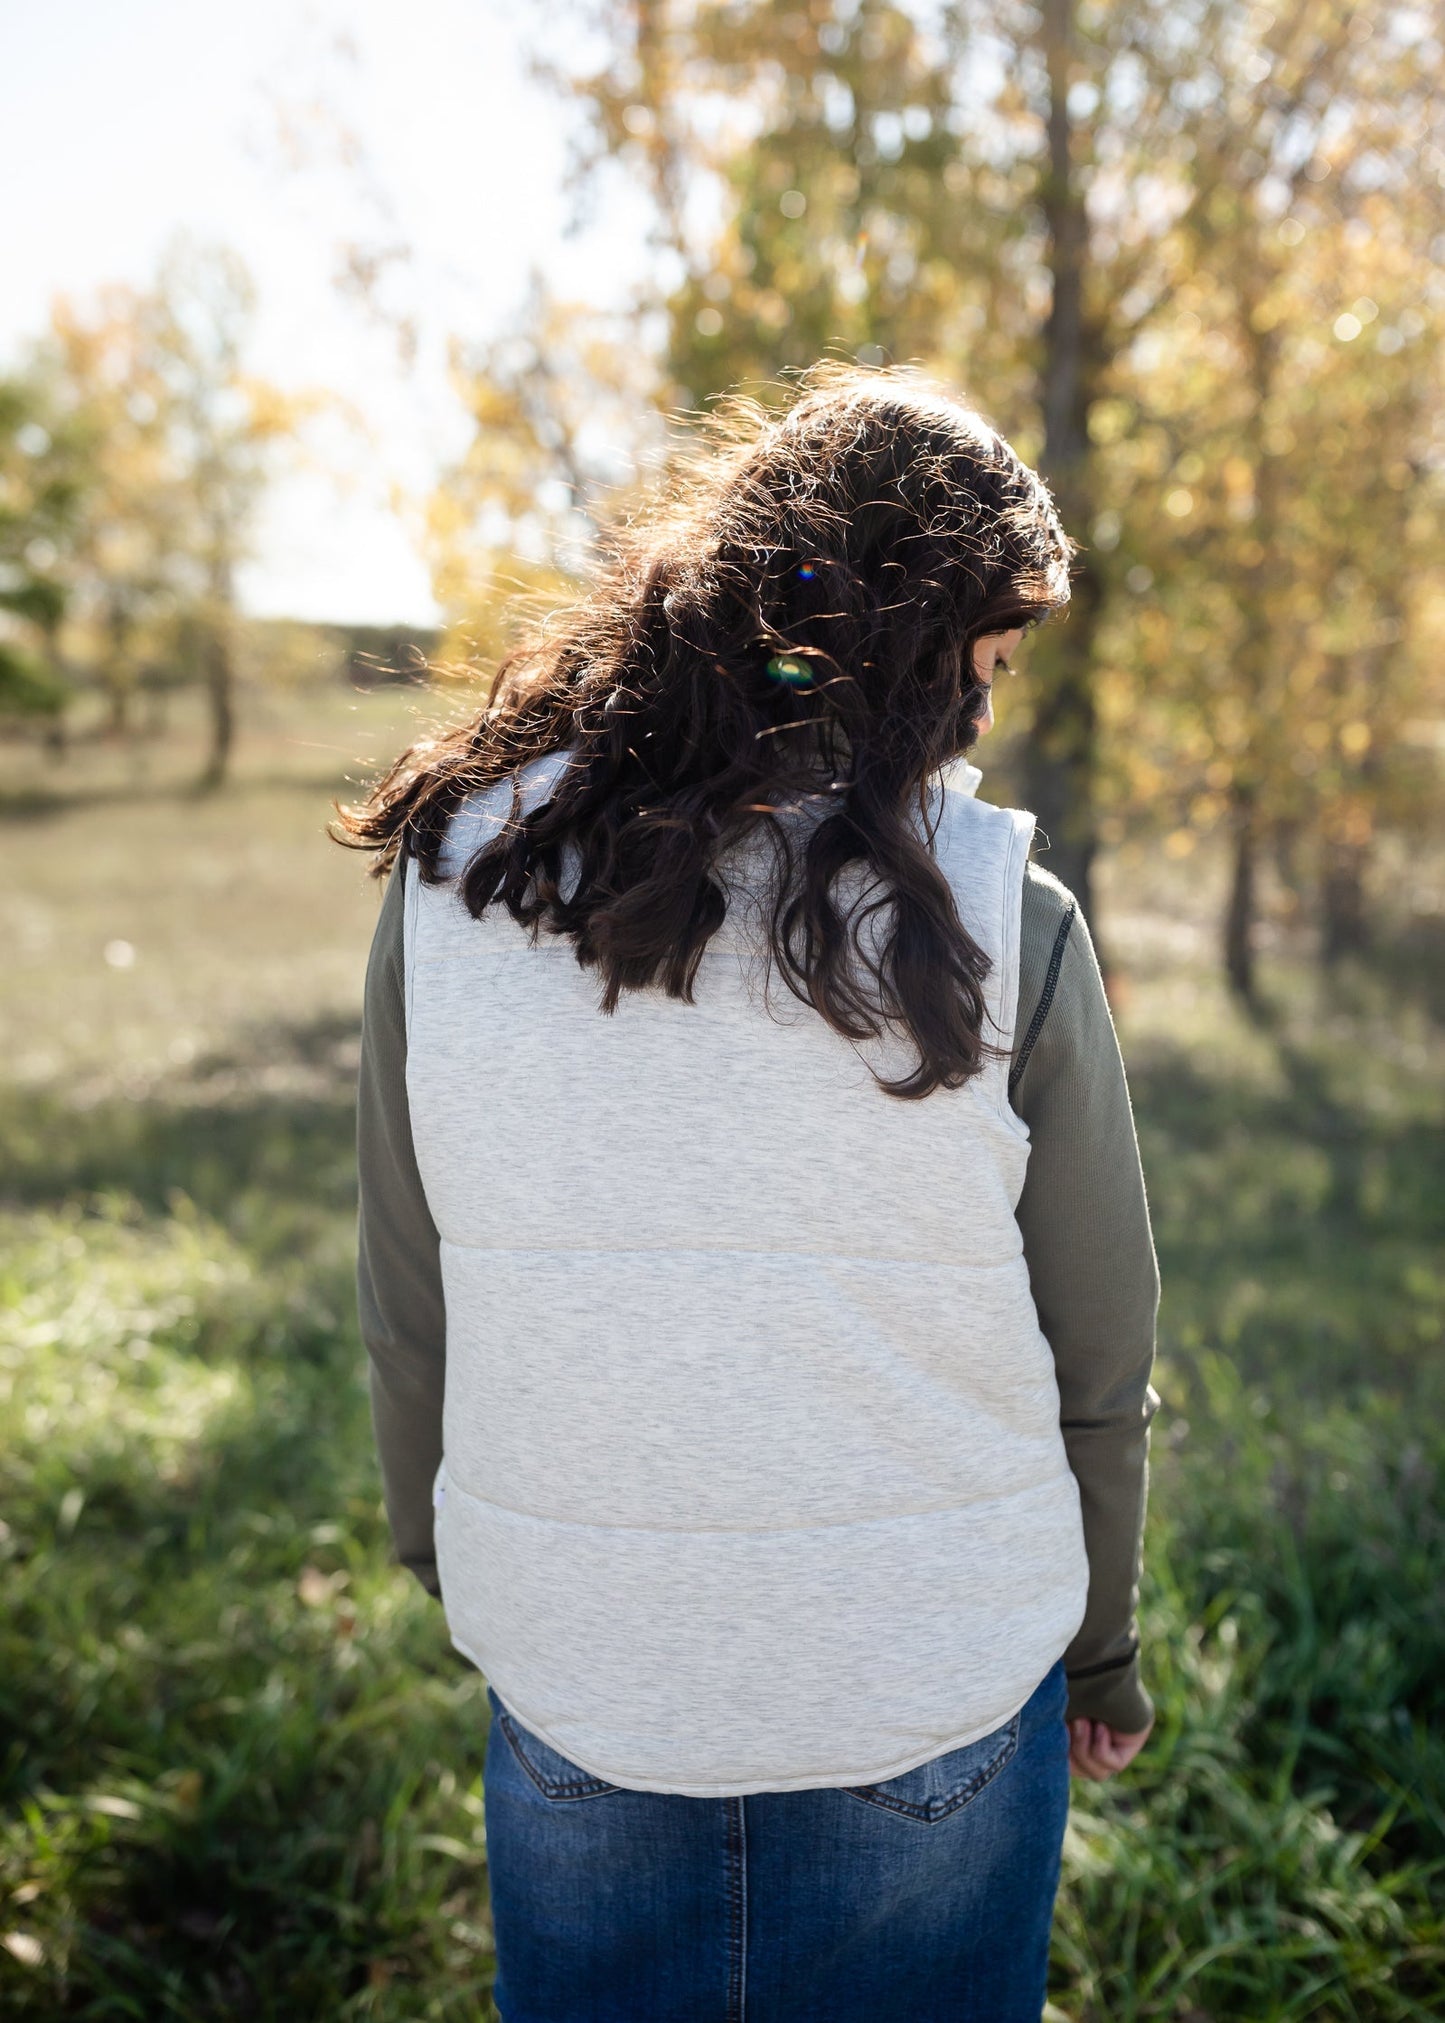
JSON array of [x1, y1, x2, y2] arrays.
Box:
[[468, 1642, 1055, 1799], [438, 1464, 1079, 1537]]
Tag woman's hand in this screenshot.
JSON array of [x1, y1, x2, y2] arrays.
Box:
[[1068, 1713, 1154, 1781]]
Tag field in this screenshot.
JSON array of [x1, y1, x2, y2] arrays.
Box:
[[1, 686, 1442, 2021]]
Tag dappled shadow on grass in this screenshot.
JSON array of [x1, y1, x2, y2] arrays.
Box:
[[1130, 1032, 1443, 1399], [0, 1013, 363, 1249], [1357, 911, 1445, 1029]]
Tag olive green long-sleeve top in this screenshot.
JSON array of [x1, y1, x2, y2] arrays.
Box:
[[356, 856, 1161, 1735]]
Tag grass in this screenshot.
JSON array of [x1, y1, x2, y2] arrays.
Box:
[[1, 684, 1443, 2019]]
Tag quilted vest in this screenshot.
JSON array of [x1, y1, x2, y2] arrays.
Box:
[[404, 751, 1088, 1794]]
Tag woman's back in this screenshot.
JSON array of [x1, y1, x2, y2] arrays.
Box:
[[405, 754, 1088, 1792]]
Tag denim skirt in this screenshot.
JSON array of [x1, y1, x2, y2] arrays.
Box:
[[482, 1657, 1070, 2023]]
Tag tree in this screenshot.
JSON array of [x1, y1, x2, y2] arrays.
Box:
[[43, 241, 298, 785], [0, 371, 88, 728], [538, 0, 1442, 972], [396, 2, 1445, 978], [543, 0, 1206, 915], [148, 242, 297, 789], [43, 293, 185, 737], [427, 285, 662, 672], [535, 0, 1212, 916], [1111, 1, 1443, 994]]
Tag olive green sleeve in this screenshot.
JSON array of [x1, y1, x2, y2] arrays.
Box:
[[1012, 863, 1161, 1734], [356, 863, 445, 1598]]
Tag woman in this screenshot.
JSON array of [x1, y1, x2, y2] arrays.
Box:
[[342, 365, 1160, 2022]]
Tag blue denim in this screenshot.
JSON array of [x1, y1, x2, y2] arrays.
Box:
[[483, 1658, 1070, 2022]]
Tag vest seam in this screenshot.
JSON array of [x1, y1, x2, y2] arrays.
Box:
[[409, 942, 757, 963], [434, 1239, 1025, 1267], [435, 1474, 1073, 1536]]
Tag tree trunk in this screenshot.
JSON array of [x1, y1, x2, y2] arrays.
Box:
[[1222, 292, 1281, 1006], [104, 600, 133, 738], [1318, 650, 1381, 970], [1224, 792, 1259, 1003], [1023, 0, 1100, 921], [43, 628, 69, 758], [1320, 838, 1369, 967], [105, 677, 131, 738], [198, 553, 236, 791], [1020, 619, 1098, 910]]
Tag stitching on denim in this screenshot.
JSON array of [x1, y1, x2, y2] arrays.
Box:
[[1008, 899, 1077, 1101], [841, 1710, 1022, 1823], [497, 1709, 617, 1802], [725, 1796, 747, 2021]]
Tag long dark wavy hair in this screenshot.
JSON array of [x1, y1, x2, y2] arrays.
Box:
[[336, 365, 1074, 1098]]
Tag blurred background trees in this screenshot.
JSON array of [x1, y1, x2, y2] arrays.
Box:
[[426, 287, 663, 669], [0, 368, 85, 728], [0, 2, 1439, 987], [454, 0, 1441, 989]]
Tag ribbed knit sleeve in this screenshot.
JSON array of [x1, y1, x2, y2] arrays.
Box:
[[356, 863, 446, 1598], [1012, 863, 1161, 1734]]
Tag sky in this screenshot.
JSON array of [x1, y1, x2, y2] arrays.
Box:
[[0, 0, 655, 625]]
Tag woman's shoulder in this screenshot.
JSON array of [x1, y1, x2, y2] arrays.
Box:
[[1014, 859, 1113, 1085], [1021, 859, 1078, 941], [437, 747, 578, 880]]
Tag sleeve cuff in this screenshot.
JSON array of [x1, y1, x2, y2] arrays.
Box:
[[1066, 1650, 1154, 1732], [402, 1555, 442, 1600]]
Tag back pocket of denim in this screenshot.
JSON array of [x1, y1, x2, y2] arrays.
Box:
[[842, 1711, 1022, 1824], [489, 1690, 620, 1803]]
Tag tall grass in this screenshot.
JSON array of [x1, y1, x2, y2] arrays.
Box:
[[1, 694, 1442, 2018]]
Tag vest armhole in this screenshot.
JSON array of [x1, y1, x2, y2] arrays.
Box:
[[402, 850, 420, 1043], [992, 805, 1034, 1038]]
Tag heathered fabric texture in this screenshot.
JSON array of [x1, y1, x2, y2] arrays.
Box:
[[395, 757, 1090, 1794], [356, 771, 1160, 1749]]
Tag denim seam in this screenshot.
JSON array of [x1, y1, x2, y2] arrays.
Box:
[[496, 1707, 617, 1802], [840, 1710, 1022, 1823], [726, 1796, 747, 2021]]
